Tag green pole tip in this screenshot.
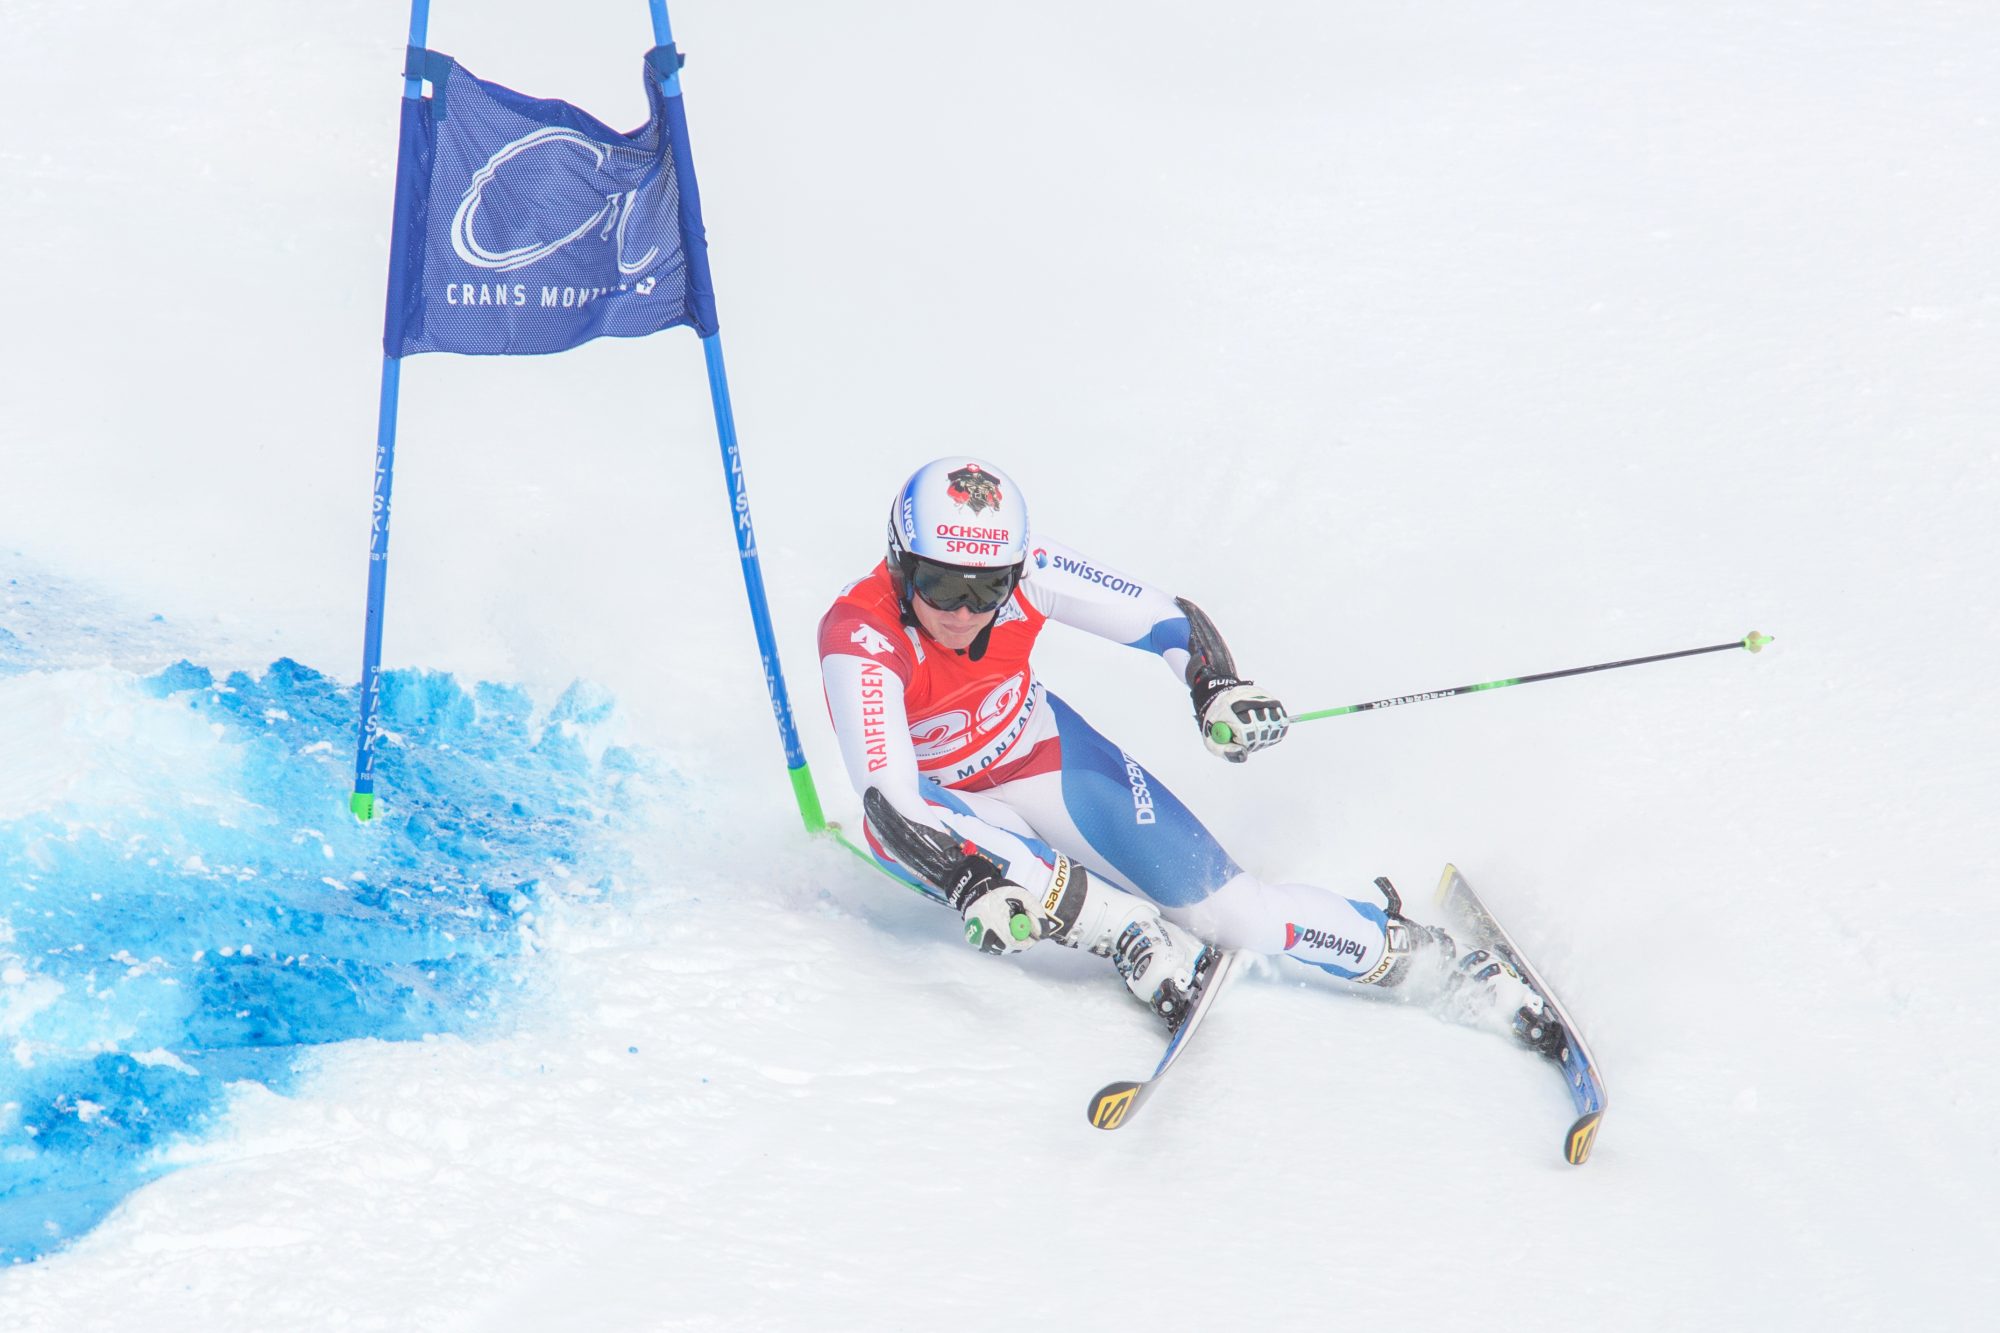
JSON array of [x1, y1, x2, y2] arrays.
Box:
[[1743, 631, 1773, 654], [1010, 912, 1034, 942], [1209, 720, 1234, 745], [349, 791, 376, 822], [788, 763, 827, 834]]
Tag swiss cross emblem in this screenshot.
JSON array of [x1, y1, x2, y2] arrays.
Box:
[[850, 625, 895, 656]]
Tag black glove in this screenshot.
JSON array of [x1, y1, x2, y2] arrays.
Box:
[[863, 788, 1039, 954], [1177, 597, 1288, 763], [1193, 677, 1290, 763]]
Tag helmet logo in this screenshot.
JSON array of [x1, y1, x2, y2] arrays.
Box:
[[945, 465, 1004, 515], [893, 458, 1024, 572]]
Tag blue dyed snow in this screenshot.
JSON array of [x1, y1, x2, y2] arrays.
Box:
[[0, 643, 646, 1265]]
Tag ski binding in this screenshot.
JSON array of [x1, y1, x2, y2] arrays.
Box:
[[1433, 863, 1607, 1165]]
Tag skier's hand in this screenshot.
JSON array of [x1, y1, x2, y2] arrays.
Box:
[[1197, 681, 1290, 763], [940, 845, 1041, 955], [958, 880, 1041, 955]]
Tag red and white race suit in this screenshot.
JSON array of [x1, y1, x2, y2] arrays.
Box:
[[818, 538, 1395, 980]]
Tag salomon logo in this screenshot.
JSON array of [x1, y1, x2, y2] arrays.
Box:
[[1091, 1085, 1139, 1129], [1041, 854, 1072, 923]]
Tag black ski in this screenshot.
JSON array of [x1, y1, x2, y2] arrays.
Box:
[[1086, 949, 1240, 1130], [1433, 863, 1608, 1165]]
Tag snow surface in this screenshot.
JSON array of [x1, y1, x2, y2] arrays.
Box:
[[3, 0, 1997, 1327]]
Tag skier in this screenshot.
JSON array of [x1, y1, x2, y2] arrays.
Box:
[[818, 457, 1538, 1032]]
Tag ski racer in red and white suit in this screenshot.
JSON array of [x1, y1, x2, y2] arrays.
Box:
[[818, 462, 1408, 1023]]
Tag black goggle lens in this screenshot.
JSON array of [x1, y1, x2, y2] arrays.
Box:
[[910, 560, 1017, 614]]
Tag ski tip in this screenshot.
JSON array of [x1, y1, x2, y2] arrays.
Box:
[[1088, 1081, 1144, 1131], [1432, 863, 1460, 907], [1564, 1111, 1604, 1165]]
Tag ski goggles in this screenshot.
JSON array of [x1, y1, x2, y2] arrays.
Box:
[[909, 558, 1019, 614]]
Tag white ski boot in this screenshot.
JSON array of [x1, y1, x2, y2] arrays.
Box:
[[1014, 851, 1218, 1032], [855, 791, 1223, 1030], [1368, 877, 1545, 1037], [1435, 941, 1546, 1035], [1108, 914, 1217, 1032]]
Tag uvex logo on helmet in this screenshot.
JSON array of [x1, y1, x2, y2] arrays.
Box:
[[946, 465, 1004, 515]]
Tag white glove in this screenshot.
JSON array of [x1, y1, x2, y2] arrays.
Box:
[[938, 848, 1040, 955], [958, 879, 1041, 955], [1199, 682, 1290, 763]]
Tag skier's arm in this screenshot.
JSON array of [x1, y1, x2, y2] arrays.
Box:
[[822, 649, 1046, 953], [1178, 596, 1290, 762], [1022, 537, 1197, 677], [820, 648, 936, 833], [1027, 538, 1289, 761]]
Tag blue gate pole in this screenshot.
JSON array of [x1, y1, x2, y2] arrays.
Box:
[[351, 0, 435, 822], [699, 335, 826, 832], [648, 0, 827, 833]]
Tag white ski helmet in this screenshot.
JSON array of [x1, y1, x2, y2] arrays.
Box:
[[885, 457, 1030, 595]]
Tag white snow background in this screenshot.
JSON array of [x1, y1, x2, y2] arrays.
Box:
[[3, 0, 1997, 1328]]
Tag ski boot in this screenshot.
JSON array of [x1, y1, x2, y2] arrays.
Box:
[[1110, 915, 1217, 1033], [1367, 875, 1457, 990], [1369, 876, 1547, 1038], [1445, 940, 1548, 1039]]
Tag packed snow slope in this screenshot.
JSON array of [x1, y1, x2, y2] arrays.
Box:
[[3, 0, 1997, 1328]]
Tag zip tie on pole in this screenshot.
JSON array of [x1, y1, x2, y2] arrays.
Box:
[[1211, 629, 1775, 745]]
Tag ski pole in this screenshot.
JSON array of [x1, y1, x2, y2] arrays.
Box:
[[1210, 630, 1773, 745]]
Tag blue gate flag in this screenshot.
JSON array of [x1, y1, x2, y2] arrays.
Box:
[[384, 47, 718, 357]]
